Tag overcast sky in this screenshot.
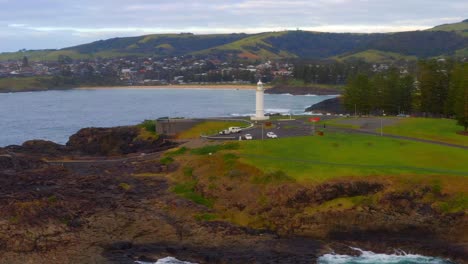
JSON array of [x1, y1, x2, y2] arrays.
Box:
[[0, 0, 466, 52]]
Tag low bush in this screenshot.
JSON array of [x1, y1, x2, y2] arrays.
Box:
[[191, 143, 240, 155], [172, 181, 213, 207], [252, 170, 295, 184]]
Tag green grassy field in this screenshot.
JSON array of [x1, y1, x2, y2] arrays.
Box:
[[0, 76, 54, 92], [334, 49, 417, 63], [194, 32, 295, 59], [237, 133, 468, 181], [177, 120, 249, 139], [383, 118, 468, 147]]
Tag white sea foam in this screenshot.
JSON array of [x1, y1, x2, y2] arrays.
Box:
[[265, 108, 291, 113], [318, 248, 453, 264], [136, 256, 197, 264], [230, 113, 255, 117]]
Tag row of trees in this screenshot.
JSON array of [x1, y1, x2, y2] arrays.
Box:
[[293, 61, 370, 85], [343, 59, 468, 131]]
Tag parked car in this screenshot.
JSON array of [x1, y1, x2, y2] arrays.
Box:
[[219, 129, 230, 135], [266, 132, 277, 138], [244, 134, 253, 140], [228, 127, 242, 133]]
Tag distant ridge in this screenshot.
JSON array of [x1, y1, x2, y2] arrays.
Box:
[[1, 20, 467, 63]]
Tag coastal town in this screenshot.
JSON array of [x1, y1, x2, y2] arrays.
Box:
[[0, 55, 295, 85], [0, 53, 421, 88]]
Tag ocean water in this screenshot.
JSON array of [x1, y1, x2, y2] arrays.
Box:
[[137, 249, 455, 264], [0, 88, 336, 146]]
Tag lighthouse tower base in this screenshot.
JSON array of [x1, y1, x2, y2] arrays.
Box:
[[251, 116, 269, 121]]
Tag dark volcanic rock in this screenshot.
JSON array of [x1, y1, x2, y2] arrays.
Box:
[[66, 126, 175, 156], [266, 85, 341, 95], [104, 237, 322, 264], [6, 140, 70, 157], [305, 97, 345, 114], [0, 153, 49, 171], [286, 181, 384, 206], [21, 140, 67, 155]]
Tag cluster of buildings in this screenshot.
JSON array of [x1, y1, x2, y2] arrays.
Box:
[[0, 55, 294, 85]]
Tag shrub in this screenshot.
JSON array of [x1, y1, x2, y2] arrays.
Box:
[[160, 156, 174, 165], [252, 170, 295, 184], [223, 153, 239, 168], [191, 143, 239, 155], [119, 183, 132, 191], [194, 213, 217, 221], [172, 181, 214, 207], [166, 147, 188, 157], [139, 120, 156, 133], [183, 166, 194, 177]]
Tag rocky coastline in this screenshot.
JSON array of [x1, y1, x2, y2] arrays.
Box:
[[305, 97, 345, 114], [0, 125, 466, 263]]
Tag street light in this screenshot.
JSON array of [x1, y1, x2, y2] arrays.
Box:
[[380, 110, 386, 136]]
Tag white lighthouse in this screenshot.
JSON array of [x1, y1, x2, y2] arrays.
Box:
[[251, 80, 269, 121]]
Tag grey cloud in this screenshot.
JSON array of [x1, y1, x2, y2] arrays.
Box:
[[0, 0, 466, 52]]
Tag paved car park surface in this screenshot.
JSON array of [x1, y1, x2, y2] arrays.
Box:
[[209, 118, 323, 140]]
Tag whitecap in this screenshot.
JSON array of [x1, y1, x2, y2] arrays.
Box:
[[265, 108, 291, 113], [230, 113, 255, 117], [136, 256, 197, 264], [318, 248, 454, 264]]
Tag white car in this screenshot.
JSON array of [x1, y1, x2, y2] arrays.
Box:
[[266, 132, 278, 138], [244, 134, 253, 140], [219, 129, 230, 135]]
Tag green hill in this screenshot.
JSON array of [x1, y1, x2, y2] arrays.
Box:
[[427, 19, 468, 36], [1, 20, 467, 62]]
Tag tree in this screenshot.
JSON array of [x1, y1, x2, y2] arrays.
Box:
[[22, 56, 29, 67], [452, 63, 468, 131], [417, 60, 451, 117], [343, 74, 373, 115]]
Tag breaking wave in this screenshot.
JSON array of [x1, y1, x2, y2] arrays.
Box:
[[318, 248, 454, 264], [136, 256, 197, 264]]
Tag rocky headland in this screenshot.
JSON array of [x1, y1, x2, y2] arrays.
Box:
[[305, 97, 345, 114], [0, 124, 466, 263]]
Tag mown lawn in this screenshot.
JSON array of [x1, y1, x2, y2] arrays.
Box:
[[238, 132, 468, 181], [383, 118, 468, 146], [177, 120, 249, 139]]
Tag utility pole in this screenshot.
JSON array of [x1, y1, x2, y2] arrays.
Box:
[[261, 122, 264, 141], [381, 110, 385, 136]]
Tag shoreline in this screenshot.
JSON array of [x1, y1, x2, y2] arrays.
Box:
[[76, 84, 258, 90]]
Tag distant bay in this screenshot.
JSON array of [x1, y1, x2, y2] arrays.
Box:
[[0, 88, 337, 146]]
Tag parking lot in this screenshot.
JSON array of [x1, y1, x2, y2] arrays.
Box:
[[209, 118, 327, 141]]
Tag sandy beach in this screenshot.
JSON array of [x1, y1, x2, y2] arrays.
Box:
[[76, 84, 258, 90]]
